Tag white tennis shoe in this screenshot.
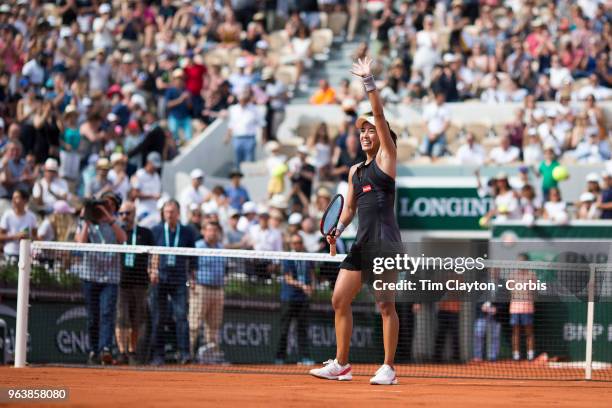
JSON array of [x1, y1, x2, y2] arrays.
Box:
[[370, 364, 398, 385], [309, 359, 352, 381]]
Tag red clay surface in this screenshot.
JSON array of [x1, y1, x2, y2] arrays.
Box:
[[1, 367, 612, 407]]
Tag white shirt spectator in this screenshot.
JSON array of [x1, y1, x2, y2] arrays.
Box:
[[179, 184, 211, 223], [32, 177, 70, 212], [544, 201, 568, 223], [107, 169, 130, 201], [549, 67, 573, 90], [21, 59, 45, 85], [299, 230, 321, 253], [228, 103, 265, 136], [0, 209, 37, 256], [422, 101, 450, 135], [523, 143, 544, 166], [480, 88, 509, 103], [576, 84, 612, 101], [92, 17, 115, 50], [489, 145, 520, 164], [246, 224, 283, 251], [37, 218, 55, 241], [455, 143, 485, 165], [132, 168, 161, 219], [495, 190, 521, 220]]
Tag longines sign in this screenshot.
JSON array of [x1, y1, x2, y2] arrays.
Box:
[[396, 177, 494, 230]]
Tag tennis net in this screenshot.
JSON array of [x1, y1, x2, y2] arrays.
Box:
[[2, 240, 612, 381]]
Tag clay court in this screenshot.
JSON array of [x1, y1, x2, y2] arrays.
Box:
[[2, 366, 612, 407]]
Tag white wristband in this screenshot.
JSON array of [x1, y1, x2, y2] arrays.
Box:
[[335, 221, 346, 237], [362, 75, 376, 92]]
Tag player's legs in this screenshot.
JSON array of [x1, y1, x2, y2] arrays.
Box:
[[511, 314, 520, 360], [524, 317, 535, 360], [331, 268, 362, 365], [378, 301, 399, 366]]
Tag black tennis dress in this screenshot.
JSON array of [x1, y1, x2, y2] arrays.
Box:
[[339, 158, 402, 272]]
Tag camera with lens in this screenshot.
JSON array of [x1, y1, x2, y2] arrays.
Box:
[[82, 199, 108, 224]]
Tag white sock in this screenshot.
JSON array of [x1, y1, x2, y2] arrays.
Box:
[[527, 350, 534, 361], [513, 351, 520, 361]]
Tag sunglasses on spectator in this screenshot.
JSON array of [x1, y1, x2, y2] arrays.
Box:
[[118, 211, 134, 216], [291, 240, 304, 245]]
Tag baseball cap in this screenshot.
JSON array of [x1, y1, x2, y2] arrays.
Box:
[[586, 172, 600, 183], [269, 194, 288, 210], [297, 145, 310, 154], [228, 208, 240, 218], [288, 212, 303, 225], [580, 192, 596, 202], [496, 172, 508, 180], [146, 151, 162, 168], [235, 57, 247, 68], [257, 205, 270, 216], [44, 158, 59, 172], [110, 152, 126, 164], [98, 3, 111, 14], [190, 169, 205, 179], [242, 201, 257, 214], [96, 157, 111, 170]]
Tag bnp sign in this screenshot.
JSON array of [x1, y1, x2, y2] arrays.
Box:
[[396, 177, 494, 230]]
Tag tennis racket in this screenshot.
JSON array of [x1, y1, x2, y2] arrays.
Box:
[[320, 194, 344, 256]]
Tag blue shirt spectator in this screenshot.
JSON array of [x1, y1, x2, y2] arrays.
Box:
[[280, 259, 314, 302], [165, 86, 190, 119], [195, 239, 227, 286], [152, 219, 196, 284]]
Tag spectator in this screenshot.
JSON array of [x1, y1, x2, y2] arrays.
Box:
[[75, 189, 126, 365], [533, 145, 559, 200], [509, 254, 537, 361], [455, 132, 485, 165], [480, 75, 508, 103], [473, 299, 501, 362], [189, 221, 227, 363], [179, 169, 211, 224], [309, 79, 337, 105], [225, 169, 250, 211], [58, 105, 82, 181], [262, 68, 289, 142], [332, 133, 366, 182], [299, 216, 320, 253], [542, 187, 569, 224], [307, 123, 333, 181], [37, 200, 77, 242], [0, 189, 37, 261], [522, 129, 544, 166], [242, 206, 283, 252], [108, 153, 130, 201], [150, 199, 197, 366], [288, 146, 316, 208], [84, 157, 112, 198], [571, 131, 611, 163], [434, 299, 461, 363], [597, 171, 612, 219], [225, 89, 265, 167], [0, 141, 33, 203], [224, 208, 244, 249], [265, 141, 288, 198], [115, 201, 154, 366], [87, 48, 112, 93], [275, 233, 315, 365], [488, 135, 520, 165], [186, 204, 203, 242], [132, 152, 162, 226], [237, 201, 258, 233], [420, 91, 449, 159], [164, 68, 192, 144], [32, 158, 71, 214], [576, 192, 600, 220]]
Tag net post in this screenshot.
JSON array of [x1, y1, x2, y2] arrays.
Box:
[[584, 264, 596, 380], [14, 239, 31, 368]]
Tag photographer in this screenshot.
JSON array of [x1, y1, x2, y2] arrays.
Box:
[[76, 191, 127, 366]]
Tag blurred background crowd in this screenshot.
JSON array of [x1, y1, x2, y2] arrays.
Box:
[[0, 0, 609, 259]]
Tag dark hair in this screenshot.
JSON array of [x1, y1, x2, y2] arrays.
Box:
[[14, 188, 29, 201], [203, 220, 223, 233], [163, 199, 180, 212], [101, 191, 122, 211]]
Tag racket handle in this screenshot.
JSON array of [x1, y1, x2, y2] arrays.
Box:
[[330, 242, 336, 256]]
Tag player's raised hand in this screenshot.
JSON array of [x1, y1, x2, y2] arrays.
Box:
[[351, 56, 373, 78]]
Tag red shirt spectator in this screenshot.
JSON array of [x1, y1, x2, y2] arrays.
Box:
[[184, 58, 207, 96]]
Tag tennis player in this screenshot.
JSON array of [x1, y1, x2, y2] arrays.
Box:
[[310, 57, 401, 385]]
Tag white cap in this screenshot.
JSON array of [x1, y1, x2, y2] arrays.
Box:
[[265, 140, 281, 153], [580, 192, 596, 202], [228, 207, 240, 217], [82, 97, 92, 107], [297, 145, 310, 154], [107, 112, 118, 122], [269, 194, 288, 209], [189, 202, 200, 212], [235, 57, 247, 68], [202, 201, 218, 215], [256, 40, 269, 49], [110, 152, 125, 164], [443, 53, 459, 63], [288, 212, 303, 225], [586, 172, 600, 183], [190, 169, 205, 179], [98, 3, 111, 14], [601, 170, 612, 179], [257, 204, 270, 216], [242, 201, 257, 214], [130, 94, 146, 110], [44, 158, 59, 172], [60, 26, 72, 38]]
